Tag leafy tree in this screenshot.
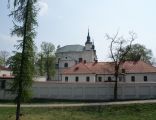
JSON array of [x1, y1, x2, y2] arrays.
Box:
[[106, 31, 136, 100], [123, 44, 153, 64], [0, 50, 10, 66], [6, 52, 21, 72], [8, 0, 38, 120], [40, 42, 56, 80], [35, 53, 45, 76]]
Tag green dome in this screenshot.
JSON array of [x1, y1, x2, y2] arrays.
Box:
[[56, 45, 84, 53]]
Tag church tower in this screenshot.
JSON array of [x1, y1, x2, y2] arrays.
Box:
[[85, 29, 94, 51]]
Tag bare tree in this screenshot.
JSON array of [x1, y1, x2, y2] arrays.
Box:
[[106, 31, 136, 100], [0, 50, 9, 66]]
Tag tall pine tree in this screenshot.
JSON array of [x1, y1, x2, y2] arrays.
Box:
[[8, 0, 38, 120]]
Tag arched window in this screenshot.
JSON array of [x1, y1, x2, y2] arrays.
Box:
[[64, 63, 68, 68]]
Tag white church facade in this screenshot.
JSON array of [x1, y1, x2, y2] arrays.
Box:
[[54, 30, 97, 80]]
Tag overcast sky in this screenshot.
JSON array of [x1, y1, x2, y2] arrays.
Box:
[[1, 0, 156, 61]]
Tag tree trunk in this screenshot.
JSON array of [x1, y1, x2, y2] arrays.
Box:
[[114, 74, 118, 100], [114, 65, 118, 100], [16, 86, 21, 120], [16, 0, 30, 119]]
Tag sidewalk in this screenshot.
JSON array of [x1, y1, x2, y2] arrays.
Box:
[[0, 99, 156, 108]]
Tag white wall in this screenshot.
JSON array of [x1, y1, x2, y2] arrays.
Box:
[[32, 82, 156, 100], [125, 73, 156, 82], [56, 50, 96, 68], [62, 74, 96, 83], [0, 70, 12, 76], [1, 81, 156, 100]]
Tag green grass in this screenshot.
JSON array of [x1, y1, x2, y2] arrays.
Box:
[[1, 103, 156, 120]]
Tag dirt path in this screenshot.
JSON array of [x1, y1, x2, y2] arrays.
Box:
[[0, 99, 156, 108]]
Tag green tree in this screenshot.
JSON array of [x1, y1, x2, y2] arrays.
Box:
[[8, 0, 38, 120], [41, 42, 56, 80], [35, 53, 45, 76], [0, 50, 10, 66], [106, 31, 136, 100], [123, 44, 153, 64]]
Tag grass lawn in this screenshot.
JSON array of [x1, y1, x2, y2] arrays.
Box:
[[0, 103, 156, 120]]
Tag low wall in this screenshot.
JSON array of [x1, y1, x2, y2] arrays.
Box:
[[0, 82, 156, 100], [32, 82, 156, 100]]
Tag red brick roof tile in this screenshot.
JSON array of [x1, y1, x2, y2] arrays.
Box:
[[0, 66, 11, 71], [63, 61, 156, 75]]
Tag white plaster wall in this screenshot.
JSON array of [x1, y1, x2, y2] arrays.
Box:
[[33, 76, 46, 82], [85, 44, 92, 50], [1, 81, 156, 100], [56, 50, 96, 68], [32, 82, 156, 100], [125, 73, 156, 82], [0, 70, 12, 76], [62, 74, 96, 83], [82, 50, 96, 62], [96, 75, 115, 82]]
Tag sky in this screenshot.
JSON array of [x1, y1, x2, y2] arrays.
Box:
[[1, 0, 156, 61]]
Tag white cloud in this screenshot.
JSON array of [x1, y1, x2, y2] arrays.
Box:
[[38, 0, 48, 16]]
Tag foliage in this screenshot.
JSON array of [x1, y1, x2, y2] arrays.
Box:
[[8, 0, 38, 119], [123, 43, 153, 64], [35, 53, 45, 76], [0, 50, 10, 66], [39, 42, 56, 80], [106, 31, 136, 100], [6, 52, 21, 75]]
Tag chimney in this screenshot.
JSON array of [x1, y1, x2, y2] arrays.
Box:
[[94, 59, 98, 63], [84, 60, 86, 64], [122, 69, 125, 73]]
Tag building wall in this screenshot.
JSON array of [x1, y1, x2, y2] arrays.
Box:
[[125, 73, 156, 82], [56, 50, 96, 68], [62, 74, 96, 83], [0, 70, 12, 77], [62, 73, 156, 83], [96, 74, 115, 82], [1, 81, 156, 100]]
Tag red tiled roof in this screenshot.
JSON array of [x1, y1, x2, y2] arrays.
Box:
[[122, 61, 156, 73], [0, 76, 14, 79], [63, 61, 156, 75], [0, 66, 11, 71]]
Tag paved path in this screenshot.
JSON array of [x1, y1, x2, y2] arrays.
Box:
[[0, 99, 156, 108]]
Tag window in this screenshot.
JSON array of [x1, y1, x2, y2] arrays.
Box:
[[108, 77, 111, 82], [1, 80, 5, 89], [131, 76, 135, 82], [119, 76, 122, 82], [75, 76, 79, 82], [79, 58, 83, 62], [86, 76, 90, 82], [144, 76, 147, 82], [55, 64, 59, 69], [64, 63, 68, 68], [98, 77, 102, 82], [65, 77, 68, 82]]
